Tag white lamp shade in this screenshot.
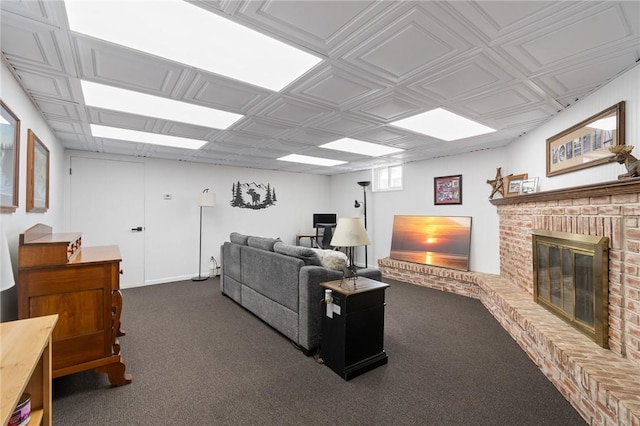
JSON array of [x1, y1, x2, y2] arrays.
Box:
[[1, 231, 16, 291], [330, 217, 371, 247], [199, 191, 215, 207]]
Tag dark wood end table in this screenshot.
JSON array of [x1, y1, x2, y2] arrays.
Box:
[[320, 276, 390, 380]]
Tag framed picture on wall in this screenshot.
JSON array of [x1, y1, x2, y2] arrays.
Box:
[[26, 129, 49, 213], [504, 173, 528, 197], [434, 174, 462, 205], [1, 100, 20, 213], [546, 101, 625, 177]]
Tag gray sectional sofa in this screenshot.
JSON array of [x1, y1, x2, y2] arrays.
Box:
[[220, 232, 381, 354]]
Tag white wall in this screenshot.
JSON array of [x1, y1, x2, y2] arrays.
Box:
[[63, 150, 333, 285], [506, 64, 639, 190], [330, 148, 507, 274], [1, 60, 66, 320]]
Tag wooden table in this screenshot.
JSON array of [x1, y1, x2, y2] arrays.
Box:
[[1, 314, 58, 426], [320, 276, 390, 380]]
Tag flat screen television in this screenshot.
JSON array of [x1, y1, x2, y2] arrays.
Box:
[[313, 213, 336, 228], [390, 215, 472, 271]]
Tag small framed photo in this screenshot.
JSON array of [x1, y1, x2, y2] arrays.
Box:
[[519, 177, 539, 194], [26, 129, 50, 212], [504, 173, 528, 197], [434, 174, 462, 205]]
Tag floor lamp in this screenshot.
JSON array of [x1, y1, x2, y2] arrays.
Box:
[[356, 180, 371, 267], [193, 188, 215, 281]]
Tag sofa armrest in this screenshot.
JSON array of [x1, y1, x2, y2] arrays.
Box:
[[298, 266, 343, 352]]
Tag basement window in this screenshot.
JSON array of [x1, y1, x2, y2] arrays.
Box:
[[373, 165, 403, 192]]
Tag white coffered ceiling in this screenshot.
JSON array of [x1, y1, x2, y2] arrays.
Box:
[[1, 1, 639, 175]]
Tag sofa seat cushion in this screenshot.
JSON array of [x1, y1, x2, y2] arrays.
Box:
[[273, 242, 322, 266]]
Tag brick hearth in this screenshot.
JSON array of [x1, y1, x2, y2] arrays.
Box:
[[379, 179, 640, 426]]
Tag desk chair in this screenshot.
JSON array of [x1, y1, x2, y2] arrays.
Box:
[[315, 223, 336, 249]]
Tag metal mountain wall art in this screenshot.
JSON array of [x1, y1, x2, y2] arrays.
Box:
[[230, 181, 277, 210]]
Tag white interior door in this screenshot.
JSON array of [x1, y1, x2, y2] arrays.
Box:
[[70, 157, 145, 288]]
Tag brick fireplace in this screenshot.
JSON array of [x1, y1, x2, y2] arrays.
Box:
[[379, 179, 640, 425]]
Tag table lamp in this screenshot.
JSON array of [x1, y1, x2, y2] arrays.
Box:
[[330, 217, 371, 283]]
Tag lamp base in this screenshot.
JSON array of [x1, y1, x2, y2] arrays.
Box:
[[191, 275, 209, 282]]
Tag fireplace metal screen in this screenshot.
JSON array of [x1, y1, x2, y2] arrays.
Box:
[[532, 230, 609, 347]]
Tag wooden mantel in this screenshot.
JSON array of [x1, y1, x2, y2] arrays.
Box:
[[490, 177, 640, 205]]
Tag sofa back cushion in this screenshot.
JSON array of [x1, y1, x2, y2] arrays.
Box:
[[247, 236, 279, 251], [240, 245, 302, 312], [229, 232, 249, 245], [273, 242, 322, 266]]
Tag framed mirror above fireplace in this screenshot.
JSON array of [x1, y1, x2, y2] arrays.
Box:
[[532, 230, 609, 348]]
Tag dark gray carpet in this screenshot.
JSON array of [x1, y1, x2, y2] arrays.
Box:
[[52, 278, 586, 425]]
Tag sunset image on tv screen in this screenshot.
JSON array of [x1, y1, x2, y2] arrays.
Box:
[[390, 215, 472, 271]]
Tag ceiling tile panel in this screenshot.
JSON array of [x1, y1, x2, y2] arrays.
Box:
[[456, 84, 544, 117], [232, 118, 292, 138], [352, 127, 407, 143], [233, 0, 390, 53], [33, 97, 82, 121], [342, 4, 473, 82], [184, 72, 270, 114], [89, 109, 156, 132], [353, 91, 428, 122], [289, 64, 385, 109], [161, 122, 218, 141], [310, 113, 376, 136], [280, 128, 338, 146], [406, 54, 515, 102], [10, 66, 74, 99], [254, 96, 332, 126], [533, 51, 640, 99], [1, 17, 68, 72], [73, 35, 187, 95], [498, 3, 638, 73]]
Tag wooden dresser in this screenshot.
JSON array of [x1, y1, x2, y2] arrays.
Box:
[[17, 224, 131, 386]]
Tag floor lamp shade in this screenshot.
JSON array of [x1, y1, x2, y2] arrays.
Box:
[[199, 191, 215, 207], [1, 231, 16, 291]]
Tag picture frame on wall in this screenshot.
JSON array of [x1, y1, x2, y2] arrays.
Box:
[[434, 174, 462, 205], [1, 100, 20, 213], [546, 101, 625, 177], [27, 129, 50, 213], [504, 173, 528, 197]]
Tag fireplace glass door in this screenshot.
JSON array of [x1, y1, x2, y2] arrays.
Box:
[[532, 230, 608, 348]]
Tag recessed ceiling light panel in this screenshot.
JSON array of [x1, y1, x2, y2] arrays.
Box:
[[391, 108, 496, 141], [91, 124, 207, 150], [277, 154, 346, 167], [81, 80, 241, 129], [65, 1, 322, 91], [320, 138, 404, 156]]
